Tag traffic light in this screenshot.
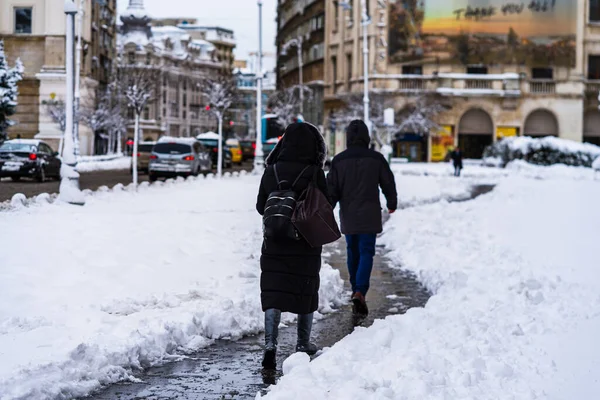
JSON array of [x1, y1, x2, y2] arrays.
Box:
[[205, 105, 210, 111]]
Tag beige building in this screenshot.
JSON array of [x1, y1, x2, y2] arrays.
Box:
[[324, 0, 600, 161], [0, 0, 117, 154], [118, 0, 225, 142]]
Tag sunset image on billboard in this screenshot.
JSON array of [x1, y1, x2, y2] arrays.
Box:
[[389, 0, 577, 67]]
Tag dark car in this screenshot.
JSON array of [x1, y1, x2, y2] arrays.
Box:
[[196, 135, 233, 169], [148, 138, 211, 182], [0, 139, 61, 182], [239, 140, 256, 161]]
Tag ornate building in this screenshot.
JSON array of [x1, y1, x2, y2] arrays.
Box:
[[323, 0, 600, 161], [118, 0, 228, 142], [0, 0, 117, 154]]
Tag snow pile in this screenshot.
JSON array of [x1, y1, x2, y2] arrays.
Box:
[[0, 174, 343, 400], [76, 156, 132, 172], [593, 156, 600, 171], [261, 171, 600, 399], [483, 136, 600, 168]]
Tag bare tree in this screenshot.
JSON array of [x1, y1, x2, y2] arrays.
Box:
[[123, 66, 158, 186], [267, 85, 313, 127], [199, 75, 237, 177]]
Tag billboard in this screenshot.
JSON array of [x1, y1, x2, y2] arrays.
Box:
[[388, 0, 577, 67]]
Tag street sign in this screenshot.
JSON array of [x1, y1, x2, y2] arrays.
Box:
[[384, 108, 395, 126]]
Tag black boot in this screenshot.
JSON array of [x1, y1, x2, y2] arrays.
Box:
[[296, 313, 318, 355], [262, 308, 281, 370]]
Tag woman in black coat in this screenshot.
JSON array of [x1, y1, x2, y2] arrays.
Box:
[[256, 122, 328, 370]]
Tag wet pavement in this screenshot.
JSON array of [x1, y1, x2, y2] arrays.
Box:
[[87, 242, 431, 400], [85, 184, 494, 400]]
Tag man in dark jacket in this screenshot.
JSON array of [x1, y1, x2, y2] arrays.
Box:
[[327, 120, 398, 315], [451, 147, 463, 177]]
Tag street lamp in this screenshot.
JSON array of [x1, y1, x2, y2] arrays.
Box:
[[254, 0, 264, 172], [62, 0, 84, 205], [281, 36, 304, 116], [361, 0, 371, 137]]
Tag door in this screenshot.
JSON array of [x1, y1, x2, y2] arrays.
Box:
[[458, 109, 494, 159]]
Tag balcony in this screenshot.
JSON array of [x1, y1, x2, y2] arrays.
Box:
[[585, 80, 600, 95], [528, 80, 556, 94]]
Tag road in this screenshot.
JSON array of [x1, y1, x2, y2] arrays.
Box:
[[0, 162, 254, 202]]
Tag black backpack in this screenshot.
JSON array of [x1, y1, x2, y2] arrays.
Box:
[[263, 164, 311, 241]]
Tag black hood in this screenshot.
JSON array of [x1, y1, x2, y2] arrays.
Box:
[[346, 120, 370, 148], [265, 122, 327, 167]]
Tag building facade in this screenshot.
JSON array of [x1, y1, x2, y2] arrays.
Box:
[[0, 0, 117, 154], [151, 18, 236, 74], [118, 0, 227, 142], [323, 0, 600, 161], [276, 0, 326, 128], [231, 64, 276, 138]]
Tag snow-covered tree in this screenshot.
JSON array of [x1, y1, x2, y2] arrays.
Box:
[[0, 40, 24, 141], [397, 95, 445, 136], [267, 85, 312, 126], [123, 66, 158, 186], [199, 75, 237, 177]]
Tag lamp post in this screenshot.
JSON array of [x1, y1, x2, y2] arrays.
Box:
[[254, 0, 264, 171], [281, 36, 304, 116], [62, 0, 84, 205], [73, 0, 84, 157], [361, 0, 371, 136]]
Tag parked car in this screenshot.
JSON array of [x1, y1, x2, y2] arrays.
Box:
[[148, 137, 211, 182], [196, 132, 233, 169], [239, 139, 255, 161], [226, 139, 243, 165], [0, 139, 61, 182], [132, 142, 156, 174]]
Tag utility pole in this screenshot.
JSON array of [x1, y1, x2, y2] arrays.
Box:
[[361, 0, 371, 136], [254, 0, 264, 171]]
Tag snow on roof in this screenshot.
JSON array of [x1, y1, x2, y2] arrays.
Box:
[[3, 139, 41, 145], [196, 132, 220, 140], [437, 88, 521, 97], [151, 26, 188, 36], [157, 136, 197, 145]]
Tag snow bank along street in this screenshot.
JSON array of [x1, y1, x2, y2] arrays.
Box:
[[0, 173, 348, 400], [261, 163, 600, 399]]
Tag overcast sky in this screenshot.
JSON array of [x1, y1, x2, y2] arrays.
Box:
[[117, 0, 277, 70]]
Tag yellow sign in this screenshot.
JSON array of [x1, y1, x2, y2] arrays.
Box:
[[49, 92, 56, 100], [431, 125, 454, 162], [496, 126, 518, 140]]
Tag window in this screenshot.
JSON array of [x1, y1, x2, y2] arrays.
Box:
[[346, 53, 353, 90], [183, 110, 187, 119], [128, 52, 135, 64], [332, 56, 338, 93], [402, 65, 423, 75], [162, 108, 166, 117], [591, 0, 600, 22], [532, 67, 553, 80], [14, 7, 32, 34], [162, 91, 166, 104], [143, 107, 150, 120], [334, 1, 339, 31], [588, 56, 600, 79], [183, 94, 187, 107], [146, 53, 151, 65], [467, 66, 488, 74]]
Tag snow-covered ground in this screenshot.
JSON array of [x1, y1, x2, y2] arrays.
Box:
[[0, 173, 347, 400], [262, 163, 600, 399], [76, 155, 131, 173]]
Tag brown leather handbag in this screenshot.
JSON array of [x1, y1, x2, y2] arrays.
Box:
[[292, 170, 341, 247]]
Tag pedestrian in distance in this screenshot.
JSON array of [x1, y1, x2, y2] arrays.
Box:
[[327, 120, 398, 317], [451, 147, 463, 177], [256, 122, 330, 370]]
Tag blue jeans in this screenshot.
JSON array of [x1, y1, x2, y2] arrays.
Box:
[[345, 234, 377, 296]]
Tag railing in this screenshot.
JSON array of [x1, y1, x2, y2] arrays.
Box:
[[398, 78, 425, 91], [465, 79, 493, 89], [585, 80, 600, 94], [529, 80, 556, 94]]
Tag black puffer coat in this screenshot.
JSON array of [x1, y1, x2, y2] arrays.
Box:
[[256, 122, 329, 314], [327, 120, 398, 235]]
